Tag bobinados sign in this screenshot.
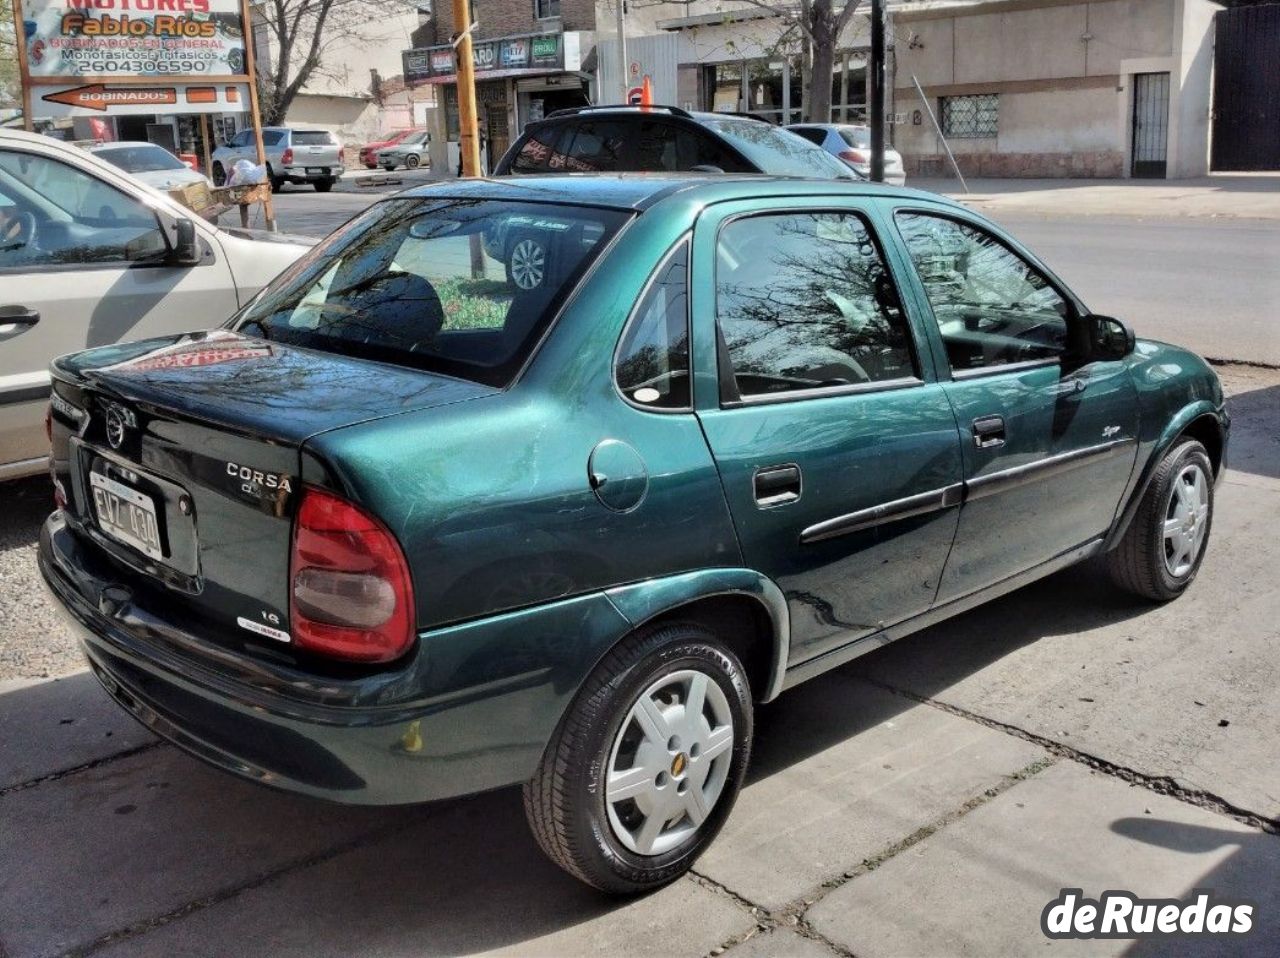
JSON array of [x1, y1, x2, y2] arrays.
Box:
[[21, 0, 247, 79]]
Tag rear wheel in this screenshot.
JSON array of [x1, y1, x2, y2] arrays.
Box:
[[364, 162, 378, 170], [405, 153, 420, 169], [211, 162, 226, 186], [524, 623, 752, 894], [383, 164, 397, 172], [1108, 438, 1214, 601], [314, 178, 334, 193]]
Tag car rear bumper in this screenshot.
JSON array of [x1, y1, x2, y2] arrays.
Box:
[[38, 512, 625, 805]]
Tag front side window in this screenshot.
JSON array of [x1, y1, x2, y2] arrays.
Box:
[[236, 198, 629, 387], [716, 211, 916, 400], [616, 242, 689, 409], [896, 212, 1070, 372], [0, 150, 166, 269], [940, 94, 998, 138]]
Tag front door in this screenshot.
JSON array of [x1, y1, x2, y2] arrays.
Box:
[[693, 200, 964, 667], [890, 208, 1139, 602], [1131, 72, 1170, 178], [0, 144, 239, 473]]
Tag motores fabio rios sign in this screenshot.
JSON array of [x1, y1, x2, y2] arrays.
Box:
[[22, 0, 247, 78]]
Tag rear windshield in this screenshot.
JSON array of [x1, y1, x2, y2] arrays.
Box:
[[234, 198, 629, 386], [838, 127, 871, 149], [701, 119, 854, 179], [95, 144, 186, 173], [292, 130, 336, 145]]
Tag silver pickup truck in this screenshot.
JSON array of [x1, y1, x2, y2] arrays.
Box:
[[210, 127, 344, 193]]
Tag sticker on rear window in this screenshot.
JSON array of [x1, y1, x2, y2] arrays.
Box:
[[237, 616, 291, 643]]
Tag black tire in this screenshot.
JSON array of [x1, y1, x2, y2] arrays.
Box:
[[383, 164, 397, 172], [211, 162, 226, 186], [405, 153, 420, 169], [314, 178, 334, 193], [1108, 438, 1214, 601], [524, 623, 752, 894], [364, 163, 378, 170]]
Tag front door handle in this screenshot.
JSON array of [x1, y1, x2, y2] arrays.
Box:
[[754, 463, 802, 507], [972, 415, 1006, 450], [0, 304, 40, 327]]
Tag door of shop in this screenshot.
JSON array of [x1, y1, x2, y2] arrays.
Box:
[[1130, 72, 1170, 179]]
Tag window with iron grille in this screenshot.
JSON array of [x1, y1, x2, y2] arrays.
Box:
[[534, 0, 559, 18], [940, 94, 999, 138]]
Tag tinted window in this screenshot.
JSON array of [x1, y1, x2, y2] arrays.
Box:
[[716, 212, 915, 398], [509, 124, 565, 173], [701, 119, 853, 178], [261, 131, 285, 146], [616, 242, 689, 409], [94, 145, 186, 173], [562, 120, 628, 172], [896, 212, 1070, 372], [635, 121, 686, 171], [236, 198, 628, 387], [789, 127, 827, 145], [0, 150, 166, 268], [292, 130, 336, 145]]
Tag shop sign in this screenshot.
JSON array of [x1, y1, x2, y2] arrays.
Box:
[[20, 0, 247, 79], [38, 80, 248, 116], [472, 42, 497, 71], [430, 49, 455, 73], [500, 38, 528, 68], [531, 35, 559, 63], [403, 48, 432, 81]]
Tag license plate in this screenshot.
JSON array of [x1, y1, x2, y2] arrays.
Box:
[[306, 167, 325, 174], [89, 472, 164, 561]]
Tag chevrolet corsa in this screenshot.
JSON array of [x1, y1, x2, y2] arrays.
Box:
[[40, 176, 1227, 894]]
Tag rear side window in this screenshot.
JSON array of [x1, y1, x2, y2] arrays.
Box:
[[261, 131, 285, 146], [703, 119, 852, 179], [509, 124, 566, 173], [616, 241, 690, 409], [838, 127, 871, 149], [292, 131, 336, 146], [236, 198, 629, 387], [562, 120, 628, 172], [716, 211, 916, 399], [789, 127, 827, 146]]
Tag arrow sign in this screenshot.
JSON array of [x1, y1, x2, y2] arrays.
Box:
[[42, 85, 178, 112]]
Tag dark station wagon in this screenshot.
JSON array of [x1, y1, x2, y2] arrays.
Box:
[[40, 175, 1227, 894]]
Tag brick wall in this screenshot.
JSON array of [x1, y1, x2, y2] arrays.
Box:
[[434, 0, 597, 43]]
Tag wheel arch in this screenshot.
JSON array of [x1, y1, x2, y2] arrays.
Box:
[[1105, 401, 1226, 550], [605, 569, 790, 703]]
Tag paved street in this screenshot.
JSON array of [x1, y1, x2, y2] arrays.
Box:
[[2, 362, 1276, 956]]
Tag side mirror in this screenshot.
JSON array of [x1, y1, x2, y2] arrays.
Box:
[[170, 218, 201, 266], [1089, 314, 1136, 361]]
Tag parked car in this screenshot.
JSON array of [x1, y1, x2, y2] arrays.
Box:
[[86, 141, 211, 192], [0, 128, 308, 480], [210, 127, 344, 192], [41, 175, 1226, 895], [786, 123, 907, 184], [360, 128, 428, 169], [377, 130, 431, 171]]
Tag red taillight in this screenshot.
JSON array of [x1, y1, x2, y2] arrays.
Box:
[[289, 487, 415, 663], [839, 148, 869, 164], [282, 147, 294, 165]]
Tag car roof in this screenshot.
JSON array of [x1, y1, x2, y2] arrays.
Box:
[[88, 141, 167, 151], [399, 173, 959, 213]]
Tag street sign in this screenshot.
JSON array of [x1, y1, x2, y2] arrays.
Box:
[[39, 83, 248, 116], [627, 86, 643, 106]]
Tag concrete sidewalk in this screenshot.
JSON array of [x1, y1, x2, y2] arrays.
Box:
[[911, 172, 1280, 220]]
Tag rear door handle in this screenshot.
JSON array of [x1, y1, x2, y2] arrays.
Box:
[[0, 305, 39, 327], [972, 415, 1006, 450], [754, 463, 802, 507]]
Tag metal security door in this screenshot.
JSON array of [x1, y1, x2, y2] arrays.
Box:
[[1131, 73, 1170, 178], [1212, 5, 1280, 171]]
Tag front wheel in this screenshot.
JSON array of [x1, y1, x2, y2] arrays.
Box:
[[1107, 438, 1214, 601], [405, 153, 420, 169], [524, 623, 752, 894]]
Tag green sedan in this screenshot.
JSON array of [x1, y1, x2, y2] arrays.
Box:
[[40, 175, 1227, 894]]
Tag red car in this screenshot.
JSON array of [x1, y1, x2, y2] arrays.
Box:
[[358, 128, 427, 169]]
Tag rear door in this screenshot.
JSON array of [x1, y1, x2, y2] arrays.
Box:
[[0, 142, 238, 475], [888, 205, 1139, 600], [692, 197, 964, 667]]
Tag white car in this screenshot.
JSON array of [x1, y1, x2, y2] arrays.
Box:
[[0, 129, 309, 480], [87, 141, 210, 192], [786, 123, 907, 186]]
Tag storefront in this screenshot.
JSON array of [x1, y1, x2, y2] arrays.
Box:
[[403, 31, 588, 173]]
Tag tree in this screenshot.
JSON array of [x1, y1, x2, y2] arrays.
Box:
[[253, 0, 410, 125]]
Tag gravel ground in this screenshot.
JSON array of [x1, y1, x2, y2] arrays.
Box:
[[1, 363, 1275, 683]]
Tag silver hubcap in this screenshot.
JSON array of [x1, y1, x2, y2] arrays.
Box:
[[510, 239, 545, 290], [1163, 462, 1210, 577], [604, 669, 734, 857]]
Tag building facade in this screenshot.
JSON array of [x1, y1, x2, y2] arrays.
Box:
[[894, 0, 1222, 178]]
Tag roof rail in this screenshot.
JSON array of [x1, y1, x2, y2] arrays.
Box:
[[544, 103, 694, 120], [713, 111, 773, 124]]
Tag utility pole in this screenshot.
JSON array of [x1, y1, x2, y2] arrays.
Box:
[[616, 0, 629, 101], [869, 0, 885, 182], [452, 0, 482, 177]]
